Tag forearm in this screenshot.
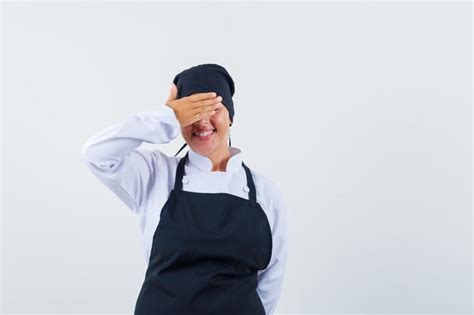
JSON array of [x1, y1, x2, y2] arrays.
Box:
[[81, 104, 179, 172]]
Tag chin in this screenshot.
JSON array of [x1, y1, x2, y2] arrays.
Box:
[[188, 140, 215, 156]]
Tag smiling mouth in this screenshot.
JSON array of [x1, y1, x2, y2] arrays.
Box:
[[192, 129, 216, 136], [192, 128, 216, 140]]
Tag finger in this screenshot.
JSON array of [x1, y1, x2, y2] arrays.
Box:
[[165, 83, 178, 104], [187, 92, 217, 102], [191, 101, 220, 115], [211, 103, 224, 111], [205, 110, 217, 118], [193, 111, 212, 122], [189, 96, 222, 109], [202, 102, 224, 113], [190, 107, 208, 117], [195, 110, 216, 121]]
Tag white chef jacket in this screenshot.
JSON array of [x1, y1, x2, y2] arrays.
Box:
[[81, 103, 288, 315]]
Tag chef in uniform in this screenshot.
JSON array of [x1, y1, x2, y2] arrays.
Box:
[[81, 64, 288, 314]]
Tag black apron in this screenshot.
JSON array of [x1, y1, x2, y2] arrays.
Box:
[[134, 151, 273, 315]]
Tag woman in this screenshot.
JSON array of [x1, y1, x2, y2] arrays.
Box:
[[81, 64, 288, 315]]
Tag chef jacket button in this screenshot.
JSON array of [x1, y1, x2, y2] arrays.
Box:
[[243, 186, 250, 193], [182, 176, 189, 184]]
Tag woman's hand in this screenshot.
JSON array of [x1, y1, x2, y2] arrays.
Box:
[[165, 83, 224, 127]]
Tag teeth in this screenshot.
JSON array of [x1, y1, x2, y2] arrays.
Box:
[[194, 130, 214, 137]]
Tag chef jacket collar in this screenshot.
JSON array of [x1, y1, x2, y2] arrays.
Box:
[[187, 146, 243, 174]]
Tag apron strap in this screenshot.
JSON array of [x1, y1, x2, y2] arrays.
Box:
[[241, 162, 257, 203], [173, 151, 189, 191], [174, 142, 187, 157]]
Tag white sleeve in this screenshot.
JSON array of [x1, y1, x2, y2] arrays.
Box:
[[81, 104, 180, 214], [257, 183, 289, 315]]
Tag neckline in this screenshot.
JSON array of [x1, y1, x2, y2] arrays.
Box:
[[174, 151, 257, 202], [187, 146, 243, 174]]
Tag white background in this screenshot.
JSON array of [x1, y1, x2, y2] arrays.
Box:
[[1, 1, 472, 314]]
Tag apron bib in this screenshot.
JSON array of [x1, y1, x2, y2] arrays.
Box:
[[134, 151, 273, 315]]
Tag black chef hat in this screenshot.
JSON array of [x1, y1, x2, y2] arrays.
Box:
[[172, 63, 235, 123], [172, 63, 235, 157]]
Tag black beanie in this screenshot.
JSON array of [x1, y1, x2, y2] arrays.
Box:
[[172, 63, 235, 123]]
